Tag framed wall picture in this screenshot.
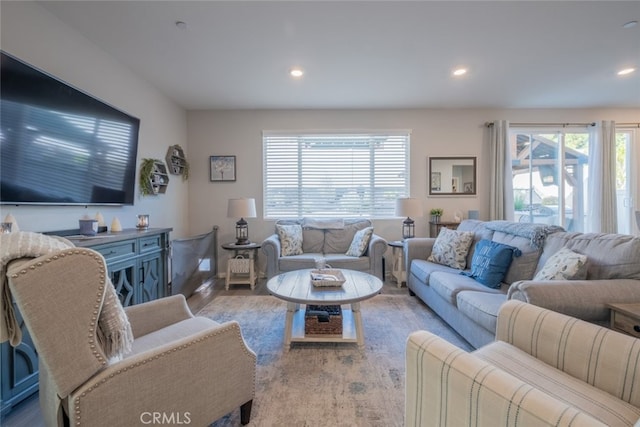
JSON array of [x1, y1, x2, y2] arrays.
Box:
[[210, 155, 236, 182]]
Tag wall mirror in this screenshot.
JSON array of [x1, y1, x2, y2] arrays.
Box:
[[429, 157, 477, 196]]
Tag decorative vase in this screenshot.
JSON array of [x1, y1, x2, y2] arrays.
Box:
[[431, 215, 441, 223]]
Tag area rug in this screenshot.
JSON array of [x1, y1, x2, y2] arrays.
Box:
[[198, 295, 471, 427]]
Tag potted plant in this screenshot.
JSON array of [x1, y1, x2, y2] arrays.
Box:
[[430, 208, 443, 223]]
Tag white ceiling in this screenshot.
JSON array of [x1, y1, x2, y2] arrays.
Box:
[[39, 1, 640, 110]]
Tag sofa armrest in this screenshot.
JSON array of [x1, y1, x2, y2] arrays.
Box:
[[124, 294, 193, 338], [367, 234, 387, 280], [403, 238, 435, 273], [507, 279, 640, 321], [405, 330, 604, 427], [496, 300, 640, 407], [261, 234, 281, 279]]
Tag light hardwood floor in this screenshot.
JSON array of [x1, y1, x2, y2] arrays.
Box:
[[1, 275, 407, 427]]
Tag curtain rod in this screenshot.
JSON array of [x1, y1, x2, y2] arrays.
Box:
[[617, 123, 640, 128], [485, 122, 596, 127]]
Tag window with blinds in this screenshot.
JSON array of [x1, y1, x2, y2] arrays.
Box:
[[263, 131, 410, 218]]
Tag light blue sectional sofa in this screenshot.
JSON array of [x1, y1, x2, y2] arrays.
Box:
[[405, 219, 640, 348]]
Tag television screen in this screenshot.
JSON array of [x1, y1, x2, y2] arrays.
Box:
[[0, 51, 140, 205]]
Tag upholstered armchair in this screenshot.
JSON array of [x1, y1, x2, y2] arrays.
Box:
[[6, 247, 256, 426]]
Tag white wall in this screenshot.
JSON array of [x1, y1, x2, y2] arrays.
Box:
[[188, 108, 639, 273], [0, 2, 189, 237]]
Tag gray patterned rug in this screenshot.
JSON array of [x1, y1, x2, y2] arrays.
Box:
[[198, 294, 471, 427]]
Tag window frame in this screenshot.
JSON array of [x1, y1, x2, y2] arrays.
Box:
[[262, 130, 411, 219]]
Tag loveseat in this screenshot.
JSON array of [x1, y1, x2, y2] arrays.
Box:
[[405, 219, 640, 348], [406, 300, 640, 426], [262, 218, 387, 279]]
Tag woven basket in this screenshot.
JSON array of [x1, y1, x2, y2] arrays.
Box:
[[304, 305, 342, 335], [310, 269, 346, 287], [229, 255, 251, 274]]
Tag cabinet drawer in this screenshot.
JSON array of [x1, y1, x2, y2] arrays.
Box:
[[94, 241, 136, 262], [612, 311, 640, 338], [139, 235, 162, 253]]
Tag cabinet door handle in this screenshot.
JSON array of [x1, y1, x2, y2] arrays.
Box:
[[634, 325, 640, 333]]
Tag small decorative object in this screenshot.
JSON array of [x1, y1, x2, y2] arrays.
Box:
[[227, 197, 256, 245], [111, 217, 123, 232], [136, 214, 150, 229], [395, 197, 423, 239], [3, 213, 18, 232], [453, 210, 463, 223], [165, 144, 189, 180], [210, 155, 236, 182], [310, 269, 346, 287], [79, 218, 98, 236], [1, 223, 12, 233], [95, 212, 107, 233], [430, 208, 444, 223], [468, 210, 480, 220]]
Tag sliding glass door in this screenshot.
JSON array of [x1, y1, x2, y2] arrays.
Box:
[[615, 128, 639, 235], [510, 129, 590, 232]]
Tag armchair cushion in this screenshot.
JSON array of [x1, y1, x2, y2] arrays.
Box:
[[276, 224, 303, 256]]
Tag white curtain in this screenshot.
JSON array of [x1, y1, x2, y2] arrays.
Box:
[[588, 120, 617, 233], [489, 120, 513, 220]]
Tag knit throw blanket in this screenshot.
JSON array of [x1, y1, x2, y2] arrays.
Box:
[[484, 221, 564, 249], [0, 232, 133, 359]]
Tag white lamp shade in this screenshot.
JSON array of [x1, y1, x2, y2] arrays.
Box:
[[395, 198, 423, 218], [227, 198, 257, 218]]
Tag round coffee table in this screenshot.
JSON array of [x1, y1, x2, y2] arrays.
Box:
[[266, 269, 383, 350]]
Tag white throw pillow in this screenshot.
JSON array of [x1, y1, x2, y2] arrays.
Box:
[[534, 247, 587, 280], [427, 228, 475, 270], [276, 224, 303, 256], [345, 227, 374, 257]]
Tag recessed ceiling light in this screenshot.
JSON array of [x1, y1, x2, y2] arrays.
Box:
[[622, 20, 638, 29], [618, 68, 636, 76], [175, 21, 187, 30], [452, 68, 467, 76], [290, 68, 304, 78]]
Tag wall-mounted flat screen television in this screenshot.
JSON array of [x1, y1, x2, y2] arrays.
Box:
[[1, 51, 140, 205]]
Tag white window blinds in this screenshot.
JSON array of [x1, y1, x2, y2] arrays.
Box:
[[263, 131, 410, 218]]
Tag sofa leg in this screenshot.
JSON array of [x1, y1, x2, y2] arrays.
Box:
[[408, 289, 415, 297], [240, 400, 253, 425]]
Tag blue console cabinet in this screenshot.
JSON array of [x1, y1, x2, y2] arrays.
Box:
[[0, 228, 172, 416]]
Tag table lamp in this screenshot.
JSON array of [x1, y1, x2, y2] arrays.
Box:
[[227, 198, 257, 245], [395, 197, 423, 239]]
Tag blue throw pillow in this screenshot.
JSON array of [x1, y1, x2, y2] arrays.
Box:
[[461, 239, 522, 288]]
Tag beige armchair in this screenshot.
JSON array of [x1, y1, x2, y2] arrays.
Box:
[[6, 247, 256, 426]]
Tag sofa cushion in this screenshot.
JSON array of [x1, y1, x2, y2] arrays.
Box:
[[323, 254, 370, 271], [324, 219, 371, 254], [409, 259, 461, 285], [457, 220, 495, 266], [427, 228, 475, 270], [278, 253, 321, 271], [474, 341, 640, 426], [430, 271, 504, 306], [456, 291, 507, 333], [345, 227, 373, 257], [463, 239, 522, 288], [276, 224, 303, 256], [491, 231, 543, 284], [533, 247, 587, 280]]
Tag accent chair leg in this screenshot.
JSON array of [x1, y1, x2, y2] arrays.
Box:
[[240, 400, 253, 425]]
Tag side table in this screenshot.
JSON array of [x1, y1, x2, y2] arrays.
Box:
[[221, 242, 261, 290], [429, 221, 460, 237], [606, 302, 640, 338], [388, 240, 405, 288]]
